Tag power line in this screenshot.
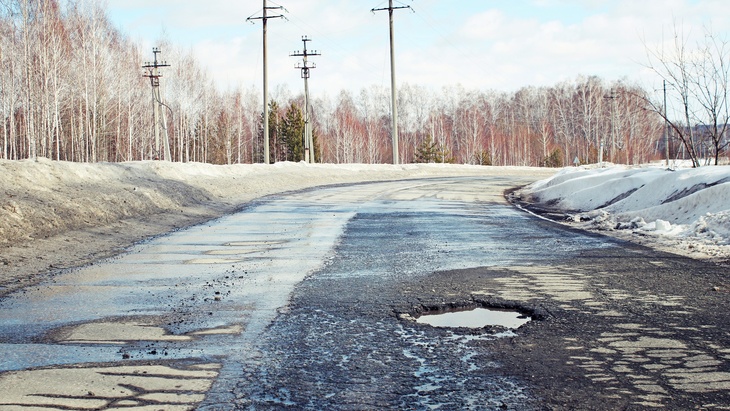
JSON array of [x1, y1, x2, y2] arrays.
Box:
[[280, 11, 383, 78]]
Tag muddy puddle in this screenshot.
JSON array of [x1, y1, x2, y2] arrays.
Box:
[[416, 307, 531, 329]]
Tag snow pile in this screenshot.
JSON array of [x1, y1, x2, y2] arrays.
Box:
[[517, 164, 730, 259], [0, 158, 550, 247]]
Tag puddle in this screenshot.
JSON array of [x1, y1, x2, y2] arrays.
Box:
[[416, 307, 531, 329]]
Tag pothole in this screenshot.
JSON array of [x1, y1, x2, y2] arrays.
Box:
[[415, 307, 531, 329]]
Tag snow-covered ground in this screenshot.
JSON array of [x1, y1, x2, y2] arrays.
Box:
[[0, 158, 549, 247], [514, 162, 730, 262]]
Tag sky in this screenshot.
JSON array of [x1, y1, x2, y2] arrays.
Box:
[[106, 0, 730, 99]]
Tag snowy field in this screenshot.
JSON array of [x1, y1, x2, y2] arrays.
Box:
[[514, 162, 730, 262]]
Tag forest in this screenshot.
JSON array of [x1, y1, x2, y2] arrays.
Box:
[[1, 0, 725, 166]]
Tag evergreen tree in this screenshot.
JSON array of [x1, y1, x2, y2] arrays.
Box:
[[255, 101, 281, 163], [415, 134, 438, 163], [268, 100, 282, 163], [415, 135, 454, 163], [312, 127, 322, 163], [281, 103, 305, 161], [541, 148, 564, 168]]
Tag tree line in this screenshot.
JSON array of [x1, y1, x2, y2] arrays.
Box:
[[1, 0, 725, 166]]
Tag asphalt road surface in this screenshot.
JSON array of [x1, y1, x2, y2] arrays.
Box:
[[0, 176, 728, 410]]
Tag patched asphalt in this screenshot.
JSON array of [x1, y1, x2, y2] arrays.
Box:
[[1, 177, 727, 410]]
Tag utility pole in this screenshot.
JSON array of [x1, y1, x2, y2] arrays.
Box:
[[372, 0, 411, 165], [143, 47, 171, 161], [604, 89, 617, 164], [291, 36, 320, 163], [248, 1, 285, 164], [663, 80, 670, 167]]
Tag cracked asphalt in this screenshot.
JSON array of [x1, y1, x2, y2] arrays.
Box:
[[215, 182, 729, 410], [0, 176, 728, 410]]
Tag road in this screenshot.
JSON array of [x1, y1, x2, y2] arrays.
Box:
[[0, 176, 728, 410]]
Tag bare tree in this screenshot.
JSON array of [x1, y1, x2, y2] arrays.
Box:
[[550, 81, 578, 164], [332, 90, 360, 163], [645, 22, 701, 167], [691, 27, 730, 165], [358, 86, 388, 164], [0, 4, 20, 159], [455, 90, 485, 164]]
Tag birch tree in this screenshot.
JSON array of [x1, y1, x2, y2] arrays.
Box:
[[692, 28, 730, 165], [645, 23, 702, 167]]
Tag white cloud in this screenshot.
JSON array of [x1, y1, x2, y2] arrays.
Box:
[[106, 0, 730, 95], [460, 10, 510, 40]]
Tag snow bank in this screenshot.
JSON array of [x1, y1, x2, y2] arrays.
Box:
[[0, 158, 549, 247], [517, 164, 730, 259], [6, 157, 728, 265]]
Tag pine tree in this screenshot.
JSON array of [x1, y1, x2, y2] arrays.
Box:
[[281, 103, 305, 161], [268, 100, 282, 163], [415, 134, 454, 163], [415, 134, 438, 163]]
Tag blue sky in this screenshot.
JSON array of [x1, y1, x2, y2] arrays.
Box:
[[106, 0, 729, 99]]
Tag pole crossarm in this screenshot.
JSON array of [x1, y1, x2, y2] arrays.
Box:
[[142, 47, 170, 87], [246, 5, 286, 22], [290, 36, 321, 79], [371, 5, 411, 12]]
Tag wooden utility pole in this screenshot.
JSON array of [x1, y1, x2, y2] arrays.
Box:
[[143, 47, 171, 161], [604, 89, 617, 163], [663, 80, 670, 166], [291, 36, 320, 163], [372, 0, 411, 165], [248, 1, 285, 164]]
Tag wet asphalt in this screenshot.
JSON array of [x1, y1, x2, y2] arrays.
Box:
[[0, 177, 728, 410], [216, 194, 570, 410]]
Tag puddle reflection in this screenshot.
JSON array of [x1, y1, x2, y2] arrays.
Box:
[[417, 307, 531, 329]]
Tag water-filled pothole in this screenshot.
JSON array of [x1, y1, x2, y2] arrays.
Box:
[[416, 307, 531, 329]]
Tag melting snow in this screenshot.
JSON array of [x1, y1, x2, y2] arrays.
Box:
[[517, 163, 730, 261]]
